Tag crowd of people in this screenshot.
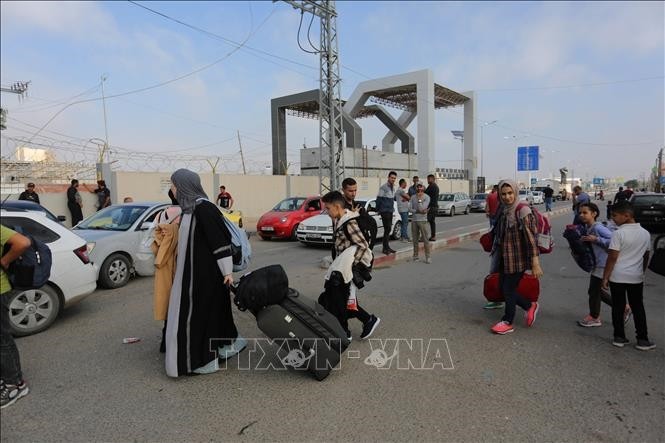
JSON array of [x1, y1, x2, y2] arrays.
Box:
[[1, 170, 659, 409]]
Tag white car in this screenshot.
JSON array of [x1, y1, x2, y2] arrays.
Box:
[[518, 190, 534, 205], [296, 198, 401, 246], [531, 191, 544, 205], [1, 209, 98, 336]]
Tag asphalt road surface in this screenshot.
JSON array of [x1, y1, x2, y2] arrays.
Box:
[[2, 203, 663, 442]]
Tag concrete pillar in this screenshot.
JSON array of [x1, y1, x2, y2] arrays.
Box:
[[417, 70, 435, 176], [382, 110, 416, 153], [462, 90, 478, 194], [271, 100, 287, 175]]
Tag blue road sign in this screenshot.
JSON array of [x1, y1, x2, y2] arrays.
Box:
[[517, 146, 539, 171], [660, 176, 665, 185], [592, 177, 605, 185]]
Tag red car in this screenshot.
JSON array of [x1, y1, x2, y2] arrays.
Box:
[[257, 196, 322, 240]]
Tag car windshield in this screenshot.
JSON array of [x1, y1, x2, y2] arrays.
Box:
[[519, 190, 528, 195], [272, 198, 306, 212], [438, 194, 454, 202], [473, 194, 486, 200], [632, 195, 665, 206], [76, 205, 148, 231]]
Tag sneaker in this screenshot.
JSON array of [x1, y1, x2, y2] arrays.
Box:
[[578, 315, 602, 328], [383, 249, 392, 255], [218, 336, 247, 360], [424, 257, 431, 264], [623, 306, 632, 325], [525, 302, 539, 327], [635, 340, 656, 351], [0, 380, 29, 409], [388, 248, 397, 254], [483, 301, 505, 310], [491, 321, 514, 335], [360, 315, 381, 340], [428, 237, 436, 241], [612, 337, 630, 348], [412, 256, 420, 261]]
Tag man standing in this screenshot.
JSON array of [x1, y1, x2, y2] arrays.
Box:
[[376, 171, 397, 255], [408, 175, 419, 196], [572, 185, 590, 225], [1, 225, 31, 409], [542, 184, 554, 212], [94, 180, 111, 211], [485, 184, 500, 226], [425, 174, 439, 241], [216, 185, 234, 209], [18, 183, 40, 204], [410, 183, 431, 263], [613, 186, 628, 205], [395, 179, 411, 242], [67, 179, 83, 227]]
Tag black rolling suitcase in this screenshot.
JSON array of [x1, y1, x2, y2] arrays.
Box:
[[233, 266, 350, 381]]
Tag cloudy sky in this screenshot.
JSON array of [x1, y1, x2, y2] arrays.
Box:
[[1, 1, 663, 184]]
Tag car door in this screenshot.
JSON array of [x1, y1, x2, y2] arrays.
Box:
[[366, 199, 383, 233]]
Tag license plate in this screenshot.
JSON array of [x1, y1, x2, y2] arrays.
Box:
[[642, 210, 662, 215], [307, 233, 322, 239], [261, 226, 274, 232]]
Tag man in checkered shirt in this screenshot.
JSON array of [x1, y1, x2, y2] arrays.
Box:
[[318, 191, 380, 341]]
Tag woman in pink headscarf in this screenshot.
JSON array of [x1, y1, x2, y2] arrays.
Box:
[[489, 179, 543, 335]]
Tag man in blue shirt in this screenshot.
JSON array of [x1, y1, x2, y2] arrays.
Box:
[[572, 185, 590, 225]]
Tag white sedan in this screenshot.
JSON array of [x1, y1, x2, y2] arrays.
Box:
[[531, 191, 544, 205], [296, 198, 402, 246], [0, 209, 97, 336]]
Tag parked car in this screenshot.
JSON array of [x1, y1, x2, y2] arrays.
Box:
[[629, 193, 665, 232], [531, 191, 544, 205], [0, 209, 97, 336], [73, 202, 170, 288], [470, 193, 488, 212], [518, 190, 534, 205], [296, 198, 401, 246], [437, 192, 471, 216], [1, 200, 67, 224], [219, 207, 244, 229], [257, 196, 322, 240]]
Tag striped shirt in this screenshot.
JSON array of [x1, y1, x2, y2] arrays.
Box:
[[499, 208, 540, 274]]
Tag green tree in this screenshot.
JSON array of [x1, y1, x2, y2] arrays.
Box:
[[624, 179, 639, 189]]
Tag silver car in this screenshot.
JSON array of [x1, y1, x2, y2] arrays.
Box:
[[437, 192, 471, 216], [73, 202, 169, 288], [470, 193, 488, 212]]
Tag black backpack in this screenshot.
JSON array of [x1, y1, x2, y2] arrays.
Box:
[[648, 235, 665, 277], [233, 264, 289, 314], [3, 235, 52, 289], [341, 210, 378, 249]]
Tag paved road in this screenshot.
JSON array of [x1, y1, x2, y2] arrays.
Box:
[[2, 202, 663, 442]]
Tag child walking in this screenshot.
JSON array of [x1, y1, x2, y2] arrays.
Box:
[[602, 202, 655, 350], [577, 202, 627, 327]]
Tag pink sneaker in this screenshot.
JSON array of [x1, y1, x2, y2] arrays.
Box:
[[491, 321, 514, 335], [578, 315, 601, 327], [525, 302, 539, 327]]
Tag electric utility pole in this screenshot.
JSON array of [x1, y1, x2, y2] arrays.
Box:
[[1, 81, 30, 131], [282, 0, 344, 193], [237, 130, 247, 175]]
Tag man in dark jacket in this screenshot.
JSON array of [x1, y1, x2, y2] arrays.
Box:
[[376, 171, 397, 255], [67, 179, 83, 226], [18, 183, 40, 204], [425, 174, 439, 241]]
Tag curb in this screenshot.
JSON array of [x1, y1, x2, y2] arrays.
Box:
[[373, 206, 572, 268]]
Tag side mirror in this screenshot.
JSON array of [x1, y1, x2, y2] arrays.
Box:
[[57, 215, 67, 222]]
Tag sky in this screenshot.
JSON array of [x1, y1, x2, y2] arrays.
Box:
[[1, 1, 663, 184]]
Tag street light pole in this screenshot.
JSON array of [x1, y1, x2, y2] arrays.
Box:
[[100, 74, 110, 163], [480, 120, 497, 179]]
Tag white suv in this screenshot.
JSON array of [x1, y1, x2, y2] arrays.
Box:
[[1, 209, 98, 336]]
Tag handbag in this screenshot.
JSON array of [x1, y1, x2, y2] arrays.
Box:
[[479, 231, 494, 252], [483, 272, 540, 302]]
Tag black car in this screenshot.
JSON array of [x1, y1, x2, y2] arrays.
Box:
[[0, 200, 66, 224], [629, 193, 665, 232]]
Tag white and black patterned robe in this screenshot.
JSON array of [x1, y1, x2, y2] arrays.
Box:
[[165, 199, 237, 377]]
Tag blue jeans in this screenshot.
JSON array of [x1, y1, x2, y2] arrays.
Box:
[[499, 272, 532, 324], [399, 212, 409, 239], [545, 197, 552, 212]]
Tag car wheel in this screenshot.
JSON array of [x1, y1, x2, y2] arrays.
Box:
[[8, 285, 61, 336], [290, 223, 299, 241], [99, 253, 131, 289], [391, 221, 402, 240], [449, 206, 455, 217], [464, 206, 469, 215]]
